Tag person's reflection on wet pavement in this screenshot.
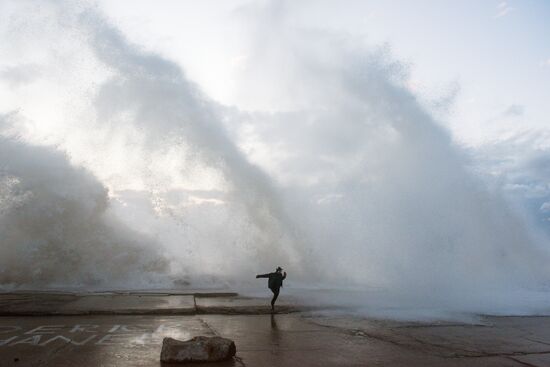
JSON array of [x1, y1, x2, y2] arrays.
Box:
[[270, 313, 281, 346]]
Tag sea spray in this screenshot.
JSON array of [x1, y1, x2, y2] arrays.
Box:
[[0, 0, 549, 315]]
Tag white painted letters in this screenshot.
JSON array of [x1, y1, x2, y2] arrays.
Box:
[[11, 335, 41, 346], [0, 336, 18, 346], [70, 325, 99, 333], [25, 325, 65, 335]]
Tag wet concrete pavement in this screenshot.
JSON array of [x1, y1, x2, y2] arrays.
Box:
[[2, 292, 550, 366], [0, 292, 300, 316]]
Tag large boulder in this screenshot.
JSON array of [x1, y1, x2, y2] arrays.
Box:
[[160, 336, 236, 363]]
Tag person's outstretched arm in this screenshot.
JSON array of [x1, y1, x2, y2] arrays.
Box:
[[282, 272, 287, 280], [256, 273, 270, 278]]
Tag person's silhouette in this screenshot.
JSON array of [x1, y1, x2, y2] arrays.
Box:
[[256, 266, 287, 312]]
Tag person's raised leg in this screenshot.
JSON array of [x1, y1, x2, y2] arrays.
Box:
[[271, 288, 280, 312]]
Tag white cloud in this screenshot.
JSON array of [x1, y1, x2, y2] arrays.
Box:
[[494, 1, 514, 18], [0, 64, 42, 87], [503, 104, 525, 117], [317, 193, 344, 205]]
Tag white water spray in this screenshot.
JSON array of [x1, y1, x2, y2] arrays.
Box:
[[1, 0, 549, 316]]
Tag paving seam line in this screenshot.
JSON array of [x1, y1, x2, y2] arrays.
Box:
[[506, 356, 541, 367]]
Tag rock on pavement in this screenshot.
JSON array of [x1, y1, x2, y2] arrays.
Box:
[[160, 336, 236, 363]]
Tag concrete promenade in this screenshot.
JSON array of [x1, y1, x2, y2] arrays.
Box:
[[2, 292, 550, 366]]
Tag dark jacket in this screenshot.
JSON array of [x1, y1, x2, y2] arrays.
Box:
[[256, 272, 286, 290]]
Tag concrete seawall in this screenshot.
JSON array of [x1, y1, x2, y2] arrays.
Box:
[[0, 291, 312, 316]]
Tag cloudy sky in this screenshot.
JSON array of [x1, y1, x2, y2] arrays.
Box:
[[97, 0, 550, 137]]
